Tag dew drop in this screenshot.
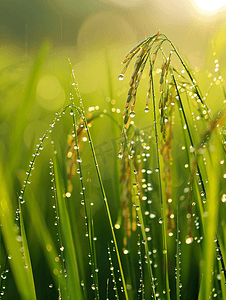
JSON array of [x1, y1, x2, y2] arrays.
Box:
[[130, 111, 136, 118], [118, 151, 123, 159], [184, 187, 190, 193], [185, 236, 193, 244], [221, 194, 226, 202], [150, 212, 156, 219], [190, 146, 195, 153], [144, 107, 149, 113], [16, 236, 23, 242], [115, 224, 120, 229], [118, 74, 124, 81]]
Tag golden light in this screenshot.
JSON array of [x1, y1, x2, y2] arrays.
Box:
[[192, 0, 226, 12]]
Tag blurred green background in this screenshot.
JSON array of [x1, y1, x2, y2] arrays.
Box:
[[1, 0, 226, 164], [1, 0, 226, 299]]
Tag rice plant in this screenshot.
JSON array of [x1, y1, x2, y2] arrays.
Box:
[[0, 32, 226, 300]]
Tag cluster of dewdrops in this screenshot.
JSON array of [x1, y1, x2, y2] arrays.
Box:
[[18, 106, 68, 208], [0, 105, 70, 293], [137, 233, 145, 299], [0, 268, 9, 298], [67, 108, 101, 294], [107, 245, 121, 298], [48, 159, 67, 290]]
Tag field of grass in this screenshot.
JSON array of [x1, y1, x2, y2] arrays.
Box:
[[0, 32, 226, 300]]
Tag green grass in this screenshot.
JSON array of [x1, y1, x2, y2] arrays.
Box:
[[0, 32, 226, 300]]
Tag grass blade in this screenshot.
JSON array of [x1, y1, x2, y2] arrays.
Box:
[[198, 134, 220, 299], [0, 164, 36, 300], [53, 152, 83, 300]]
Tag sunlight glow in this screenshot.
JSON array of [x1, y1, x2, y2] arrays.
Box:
[[193, 0, 226, 11]]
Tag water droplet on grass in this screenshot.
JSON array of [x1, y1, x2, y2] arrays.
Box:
[[16, 236, 22, 242], [221, 194, 226, 202], [150, 212, 156, 219], [130, 111, 136, 118], [144, 107, 149, 113], [118, 151, 123, 159], [185, 236, 193, 244], [118, 74, 124, 81]]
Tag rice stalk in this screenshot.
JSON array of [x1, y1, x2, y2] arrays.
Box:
[[119, 31, 226, 299]]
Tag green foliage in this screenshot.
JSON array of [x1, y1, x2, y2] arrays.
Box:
[[0, 32, 226, 300]]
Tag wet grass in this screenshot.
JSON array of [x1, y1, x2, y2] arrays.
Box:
[[0, 32, 226, 300]]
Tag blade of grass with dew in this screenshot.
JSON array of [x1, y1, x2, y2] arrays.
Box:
[[71, 108, 100, 299], [217, 238, 226, 299], [157, 153, 171, 300], [89, 204, 99, 298], [53, 152, 83, 300], [171, 70, 206, 233], [19, 201, 37, 299], [24, 188, 68, 299], [105, 52, 122, 230], [149, 65, 171, 300], [122, 129, 157, 299], [68, 63, 129, 299], [107, 244, 119, 299], [176, 207, 181, 300], [79, 106, 129, 300], [2, 105, 72, 299], [0, 165, 36, 300], [137, 232, 145, 299], [198, 133, 220, 300]]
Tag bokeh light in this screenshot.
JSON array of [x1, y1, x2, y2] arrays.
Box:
[[36, 75, 65, 111]]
